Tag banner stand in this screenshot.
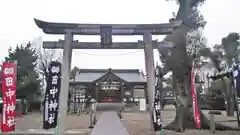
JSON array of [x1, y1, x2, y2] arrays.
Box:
[[55, 110, 60, 135]]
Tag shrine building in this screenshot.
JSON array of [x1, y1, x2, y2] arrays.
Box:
[[69, 68, 147, 103]]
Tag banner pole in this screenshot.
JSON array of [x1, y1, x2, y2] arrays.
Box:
[[14, 60, 17, 134], [55, 110, 60, 135], [159, 129, 164, 135]]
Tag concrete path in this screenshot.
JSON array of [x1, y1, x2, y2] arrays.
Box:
[[90, 111, 129, 135]]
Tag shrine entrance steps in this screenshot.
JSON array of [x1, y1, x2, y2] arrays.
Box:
[[90, 111, 129, 135]]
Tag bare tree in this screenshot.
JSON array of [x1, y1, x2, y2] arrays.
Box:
[[31, 37, 62, 104], [32, 37, 62, 80]]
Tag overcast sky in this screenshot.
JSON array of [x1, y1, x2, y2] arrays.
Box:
[[0, 0, 239, 71]]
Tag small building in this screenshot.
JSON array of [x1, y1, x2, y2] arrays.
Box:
[[69, 68, 147, 103]]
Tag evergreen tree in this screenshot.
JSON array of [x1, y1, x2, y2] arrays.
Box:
[[4, 42, 40, 101]]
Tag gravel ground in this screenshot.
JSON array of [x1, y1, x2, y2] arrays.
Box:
[[121, 111, 239, 135], [0, 105, 239, 135]]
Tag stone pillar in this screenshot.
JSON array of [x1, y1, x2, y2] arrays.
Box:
[[58, 31, 73, 135], [120, 84, 124, 101], [69, 41, 73, 72], [95, 84, 99, 102], [143, 32, 155, 131]]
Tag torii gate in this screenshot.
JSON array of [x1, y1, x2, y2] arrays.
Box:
[[34, 18, 181, 134]]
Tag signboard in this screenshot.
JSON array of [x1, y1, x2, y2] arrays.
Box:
[[100, 26, 112, 46], [191, 61, 201, 129], [1, 62, 17, 132], [43, 61, 61, 129], [139, 99, 146, 111]]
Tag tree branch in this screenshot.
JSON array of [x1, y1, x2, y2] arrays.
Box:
[[32, 37, 61, 80]]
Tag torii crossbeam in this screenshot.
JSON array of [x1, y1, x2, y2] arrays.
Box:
[[42, 40, 173, 49]]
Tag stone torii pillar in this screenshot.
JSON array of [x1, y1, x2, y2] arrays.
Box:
[[143, 32, 155, 130], [59, 31, 73, 134]]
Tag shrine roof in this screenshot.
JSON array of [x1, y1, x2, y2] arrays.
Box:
[[74, 69, 146, 83]]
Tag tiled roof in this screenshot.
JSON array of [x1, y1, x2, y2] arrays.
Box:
[[74, 69, 146, 83]]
